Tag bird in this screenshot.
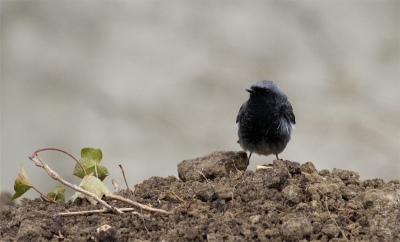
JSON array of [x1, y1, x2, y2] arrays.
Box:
[[236, 80, 295, 165]]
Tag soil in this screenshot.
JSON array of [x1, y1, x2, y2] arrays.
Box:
[[1, 151, 399, 242]]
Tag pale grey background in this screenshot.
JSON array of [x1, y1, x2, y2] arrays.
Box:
[[1, 1, 399, 200]]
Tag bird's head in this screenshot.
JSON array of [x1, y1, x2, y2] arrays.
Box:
[[246, 80, 279, 97]]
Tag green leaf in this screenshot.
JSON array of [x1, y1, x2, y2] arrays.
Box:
[[94, 165, 109, 181], [12, 165, 32, 200], [71, 175, 111, 205], [73, 148, 109, 181], [81, 147, 102, 163], [47, 186, 66, 202]]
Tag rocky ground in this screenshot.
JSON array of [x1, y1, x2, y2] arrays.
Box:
[[1, 151, 399, 241]]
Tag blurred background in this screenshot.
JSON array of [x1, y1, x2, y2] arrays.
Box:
[[1, 1, 399, 201]]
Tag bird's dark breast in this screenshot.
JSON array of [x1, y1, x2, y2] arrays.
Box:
[[239, 102, 287, 147]]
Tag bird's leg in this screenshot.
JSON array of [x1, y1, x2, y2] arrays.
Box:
[[247, 152, 252, 166], [276, 154, 280, 160]]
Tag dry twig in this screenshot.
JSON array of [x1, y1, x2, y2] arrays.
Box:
[[30, 148, 87, 176], [167, 190, 186, 203], [195, 168, 210, 183], [107, 194, 170, 215], [58, 208, 136, 216], [140, 207, 150, 236], [119, 164, 133, 195], [231, 159, 243, 176], [112, 179, 120, 192]]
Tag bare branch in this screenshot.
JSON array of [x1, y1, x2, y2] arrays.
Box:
[[58, 208, 135, 216], [107, 194, 170, 215], [29, 148, 87, 176], [31, 186, 55, 203], [112, 179, 120, 192], [119, 164, 132, 195]]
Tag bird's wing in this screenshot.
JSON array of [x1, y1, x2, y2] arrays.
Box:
[[236, 102, 246, 127], [284, 102, 296, 126]]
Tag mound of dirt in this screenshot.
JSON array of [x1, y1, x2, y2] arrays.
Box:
[[1, 151, 399, 241]]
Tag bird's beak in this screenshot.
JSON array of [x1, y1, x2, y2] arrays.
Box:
[[246, 88, 256, 94]]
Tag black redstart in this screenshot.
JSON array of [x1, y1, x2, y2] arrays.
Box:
[[236, 80, 295, 164]]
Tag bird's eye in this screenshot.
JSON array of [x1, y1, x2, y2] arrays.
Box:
[[251, 86, 272, 95]]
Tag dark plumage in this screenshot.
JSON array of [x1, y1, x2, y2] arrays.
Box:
[[236, 80, 295, 164]]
